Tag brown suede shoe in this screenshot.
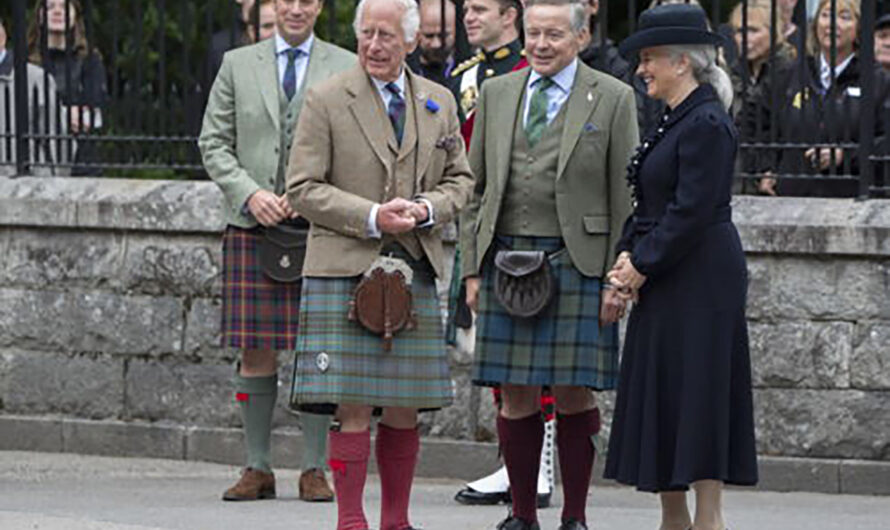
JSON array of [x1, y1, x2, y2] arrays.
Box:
[[222, 468, 276, 501], [298, 468, 334, 502]]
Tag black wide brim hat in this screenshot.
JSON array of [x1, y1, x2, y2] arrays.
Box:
[[619, 4, 730, 58]]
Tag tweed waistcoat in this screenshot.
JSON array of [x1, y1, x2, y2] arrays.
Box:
[[381, 82, 424, 260], [496, 96, 568, 236], [276, 85, 307, 194]]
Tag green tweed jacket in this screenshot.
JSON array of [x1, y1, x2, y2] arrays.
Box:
[[199, 37, 356, 228], [460, 62, 639, 279]]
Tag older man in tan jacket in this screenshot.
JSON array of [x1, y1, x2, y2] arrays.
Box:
[[285, 0, 473, 528]]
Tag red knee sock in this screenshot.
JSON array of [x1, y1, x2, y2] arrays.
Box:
[[556, 408, 601, 524], [328, 430, 371, 530], [376, 423, 420, 530], [497, 413, 544, 524]]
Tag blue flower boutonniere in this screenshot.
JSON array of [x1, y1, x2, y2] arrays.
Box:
[[425, 98, 440, 113]]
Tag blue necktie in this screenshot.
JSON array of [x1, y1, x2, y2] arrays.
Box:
[[282, 48, 303, 101], [385, 82, 405, 145]]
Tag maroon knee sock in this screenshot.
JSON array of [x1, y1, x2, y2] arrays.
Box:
[[328, 430, 371, 530], [556, 408, 601, 524], [497, 413, 544, 524], [376, 424, 420, 530]]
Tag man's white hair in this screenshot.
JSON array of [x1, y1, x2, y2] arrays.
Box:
[[354, 0, 421, 42]]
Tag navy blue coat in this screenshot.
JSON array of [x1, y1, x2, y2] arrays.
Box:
[[604, 84, 758, 492]]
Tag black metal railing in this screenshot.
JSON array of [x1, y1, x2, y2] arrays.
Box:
[[1, 0, 887, 197]]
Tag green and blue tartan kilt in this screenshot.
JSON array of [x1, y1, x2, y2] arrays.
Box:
[[290, 271, 453, 412], [221, 226, 301, 351], [473, 236, 619, 390]]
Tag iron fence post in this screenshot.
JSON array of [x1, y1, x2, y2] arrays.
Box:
[[859, 0, 876, 198], [12, 0, 30, 176]]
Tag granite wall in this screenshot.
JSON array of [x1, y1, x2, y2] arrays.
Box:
[[0, 177, 888, 492]]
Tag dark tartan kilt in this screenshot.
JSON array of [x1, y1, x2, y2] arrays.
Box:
[[290, 271, 452, 413], [473, 236, 619, 390], [221, 226, 301, 351]]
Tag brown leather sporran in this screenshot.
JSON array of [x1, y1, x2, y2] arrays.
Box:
[[348, 257, 417, 351]]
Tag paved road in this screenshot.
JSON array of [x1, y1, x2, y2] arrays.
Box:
[[0, 452, 887, 529]]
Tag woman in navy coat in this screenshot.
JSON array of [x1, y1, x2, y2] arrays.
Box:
[[604, 5, 758, 530]]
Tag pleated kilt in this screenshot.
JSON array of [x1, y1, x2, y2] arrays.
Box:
[[221, 226, 301, 351], [473, 236, 619, 390], [290, 261, 452, 413]]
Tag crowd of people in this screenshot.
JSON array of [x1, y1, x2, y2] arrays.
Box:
[[197, 0, 763, 530], [0, 1, 885, 529], [2, 0, 889, 195]]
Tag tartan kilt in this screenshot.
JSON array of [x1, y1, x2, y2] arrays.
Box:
[[221, 226, 301, 351], [290, 271, 452, 412], [473, 235, 619, 390]]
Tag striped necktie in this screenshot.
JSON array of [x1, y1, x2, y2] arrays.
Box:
[[385, 82, 406, 145]]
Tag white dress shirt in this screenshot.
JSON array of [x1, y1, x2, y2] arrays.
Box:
[[275, 32, 314, 94], [819, 52, 855, 91], [366, 69, 435, 238], [0, 49, 7, 67], [522, 59, 578, 127]]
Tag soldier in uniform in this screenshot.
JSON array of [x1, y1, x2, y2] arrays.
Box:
[[199, 0, 355, 503], [450, 0, 526, 143]]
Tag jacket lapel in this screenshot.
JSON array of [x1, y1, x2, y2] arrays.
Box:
[[557, 64, 600, 179], [255, 38, 280, 131], [298, 39, 329, 100], [397, 71, 418, 160], [346, 66, 393, 172], [495, 69, 530, 192]]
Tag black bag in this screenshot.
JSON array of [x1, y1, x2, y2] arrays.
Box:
[[259, 223, 308, 283], [493, 250, 556, 318]]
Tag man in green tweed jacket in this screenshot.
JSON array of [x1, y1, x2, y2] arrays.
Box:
[[199, 0, 354, 503], [459, 0, 637, 528]]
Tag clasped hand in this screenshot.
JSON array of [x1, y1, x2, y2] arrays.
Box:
[[376, 198, 428, 235], [247, 190, 299, 226], [601, 251, 646, 325]]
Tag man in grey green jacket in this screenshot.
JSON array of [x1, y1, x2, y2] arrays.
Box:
[[459, 0, 636, 528], [199, 0, 355, 502]]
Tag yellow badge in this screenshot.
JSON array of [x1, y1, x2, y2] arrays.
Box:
[[493, 47, 511, 60]]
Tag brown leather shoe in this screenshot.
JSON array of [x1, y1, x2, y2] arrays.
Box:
[[299, 468, 334, 502], [222, 468, 276, 501]]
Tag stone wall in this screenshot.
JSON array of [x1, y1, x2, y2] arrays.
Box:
[[0, 177, 888, 493]]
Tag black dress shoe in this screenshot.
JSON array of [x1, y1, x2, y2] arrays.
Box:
[[557, 519, 588, 530], [454, 486, 509, 505], [495, 516, 541, 530]]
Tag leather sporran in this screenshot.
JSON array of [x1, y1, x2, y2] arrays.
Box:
[[348, 256, 417, 351], [493, 250, 556, 318], [259, 223, 308, 283]]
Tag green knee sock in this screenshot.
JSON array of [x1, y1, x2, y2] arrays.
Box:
[[235, 374, 278, 473], [300, 412, 331, 471]]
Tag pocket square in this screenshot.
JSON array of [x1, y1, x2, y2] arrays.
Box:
[[435, 134, 459, 151]]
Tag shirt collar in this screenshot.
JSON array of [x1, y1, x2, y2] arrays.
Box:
[[0, 50, 7, 68], [819, 52, 855, 87], [276, 32, 314, 57], [528, 58, 577, 94], [371, 68, 407, 95]]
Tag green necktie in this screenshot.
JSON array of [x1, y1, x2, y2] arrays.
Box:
[[525, 76, 555, 147]]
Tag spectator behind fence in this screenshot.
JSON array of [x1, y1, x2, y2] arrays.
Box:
[[245, 0, 276, 44], [579, 0, 661, 135], [27, 0, 108, 176], [729, 0, 796, 196], [875, 13, 890, 71], [0, 15, 69, 177], [407, 0, 458, 86], [772, 0, 890, 197], [208, 0, 258, 80]]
